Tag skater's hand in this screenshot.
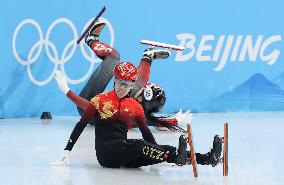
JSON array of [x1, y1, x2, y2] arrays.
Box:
[[175, 109, 193, 125], [55, 70, 70, 94], [50, 150, 70, 166]]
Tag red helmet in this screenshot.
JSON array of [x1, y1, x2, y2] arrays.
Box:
[[113, 62, 139, 81]]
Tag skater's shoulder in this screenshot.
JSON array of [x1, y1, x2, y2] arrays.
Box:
[[97, 90, 115, 97], [90, 91, 115, 103]]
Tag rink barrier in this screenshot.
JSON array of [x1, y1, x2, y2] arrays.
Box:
[[187, 124, 198, 177], [223, 123, 228, 176]]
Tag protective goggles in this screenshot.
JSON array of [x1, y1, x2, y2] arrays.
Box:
[[114, 78, 134, 88]]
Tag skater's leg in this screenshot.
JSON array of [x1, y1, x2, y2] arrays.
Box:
[[123, 141, 178, 168], [123, 143, 179, 168], [123, 135, 223, 168], [77, 21, 120, 115], [131, 48, 171, 97], [96, 139, 166, 168], [85, 21, 120, 61], [96, 139, 181, 168], [135, 60, 151, 89]]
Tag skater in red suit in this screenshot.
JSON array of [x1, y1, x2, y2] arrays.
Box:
[[52, 62, 223, 168]]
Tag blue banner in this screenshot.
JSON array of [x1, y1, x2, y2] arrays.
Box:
[[1, 0, 284, 118]]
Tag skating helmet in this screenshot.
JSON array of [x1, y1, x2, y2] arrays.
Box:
[[141, 83, 166, 113], [113, 62, 139, 81]]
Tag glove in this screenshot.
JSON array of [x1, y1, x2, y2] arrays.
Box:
[[174, 109, 193, 125], [50, 150, 70, 166], [55, 70, 70, 94]]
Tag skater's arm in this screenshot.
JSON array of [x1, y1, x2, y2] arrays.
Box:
[[64, 104, 96, 151], [157, 118, 178, 126], [67, 90, 91, 111], [153, 109, 192, 127], [55, 70, 91, 110], [135, 103, 157, 144], [130, 60, 151, 97], [146, 113, 187, 133], [137, 60, 151, 87]]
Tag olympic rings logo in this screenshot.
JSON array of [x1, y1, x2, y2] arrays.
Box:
[[12, 17, 114, 86]]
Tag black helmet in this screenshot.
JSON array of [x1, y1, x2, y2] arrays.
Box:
[[141, 83, 166, 113]]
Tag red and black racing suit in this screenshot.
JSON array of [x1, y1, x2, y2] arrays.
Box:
[[64, 90, 178, 168]]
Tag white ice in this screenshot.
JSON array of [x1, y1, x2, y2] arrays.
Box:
[[0, 112, 284, 185]]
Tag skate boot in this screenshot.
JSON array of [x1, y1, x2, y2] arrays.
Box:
[[85, 21, 106, 46], [186, 135, 223, 167], [176, 135, 188, 166], [206, 135, 223, 167], [142, 48, 171, 63]]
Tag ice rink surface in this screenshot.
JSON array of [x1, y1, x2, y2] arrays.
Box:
[[1, 112, 284, 185]]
